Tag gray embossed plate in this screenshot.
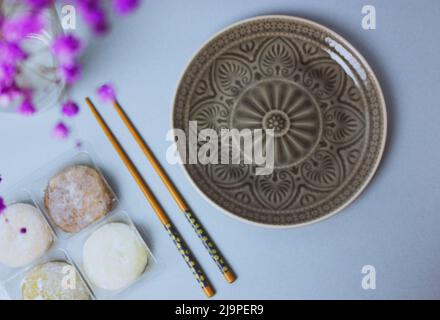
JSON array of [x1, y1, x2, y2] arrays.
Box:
[[173, 16, 386, 227]]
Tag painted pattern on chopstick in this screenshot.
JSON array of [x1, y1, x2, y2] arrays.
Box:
[[183, 210, 229, 274], [164, 223, 210, 289]]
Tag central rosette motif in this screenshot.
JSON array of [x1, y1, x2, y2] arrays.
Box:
[[263, 110, 291, 137], [231, 79, 322, 168]]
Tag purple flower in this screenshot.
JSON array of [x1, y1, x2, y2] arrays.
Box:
[[52, 121, 69, 139], [0, 64, 17, 85], [61, 100, 80, 117], [0, 83, 22, 107], [0, 42, 28, 64], [60, 63, 81, 85], [113, 0, 140, 15], [17, 99, 36, 116], [88, 11, 109, 36], [77, 0, 109, 36], [97, 83, 116, 102], [0, 197, 5, 215], [2, 14, 44, 42], [51, 34, 82, 64], [20, 227, 27, 234], [26, 0, 53, 10], [0, 0, 139, 142]]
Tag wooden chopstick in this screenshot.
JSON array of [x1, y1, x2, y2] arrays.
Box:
[[112, 99, 236, 284], [85, 97, 215, 298]]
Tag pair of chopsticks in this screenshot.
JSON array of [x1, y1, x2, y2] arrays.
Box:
[[85, 97, 236, 298]]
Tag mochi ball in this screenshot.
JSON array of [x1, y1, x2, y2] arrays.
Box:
[[83, 223, 148, 291], [22, 261, 91, 300], [44, 165, 113, 233], [0, 203, 53, 268]]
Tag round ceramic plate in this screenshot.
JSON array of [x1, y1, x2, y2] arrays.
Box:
[[173, 16, 386, 227]]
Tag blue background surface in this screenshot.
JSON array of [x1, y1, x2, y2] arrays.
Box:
[[1, 0, 440, 299]]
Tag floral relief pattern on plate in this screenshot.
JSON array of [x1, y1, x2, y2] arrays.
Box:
[[173, 16, 386, 227]]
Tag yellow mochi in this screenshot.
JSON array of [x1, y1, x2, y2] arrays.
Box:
[[22, 261, 91, 300]]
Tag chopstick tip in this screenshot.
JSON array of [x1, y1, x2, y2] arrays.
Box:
[[203, 286, 215, 298], [224, 270, 237, 284]]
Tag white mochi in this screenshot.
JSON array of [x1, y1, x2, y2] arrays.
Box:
[[0, 203, 53, 267], [83, 223, 148, 291]]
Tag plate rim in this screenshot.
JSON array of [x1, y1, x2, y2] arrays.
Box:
[[171, 14, 387, 228]]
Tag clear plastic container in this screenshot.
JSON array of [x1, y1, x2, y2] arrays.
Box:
[[27, 149, 118, 240], [67, 211, 161, 300], [0, 145, 161, 300], [2, 248, 94, 300], [0, 188, 56, 280]]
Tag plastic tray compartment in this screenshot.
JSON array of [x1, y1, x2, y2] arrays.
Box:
[[26, 149, 119, 240], [2, 248, 94, 300], [67, 210, 161, 300], [0, 188, 56, 281]]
